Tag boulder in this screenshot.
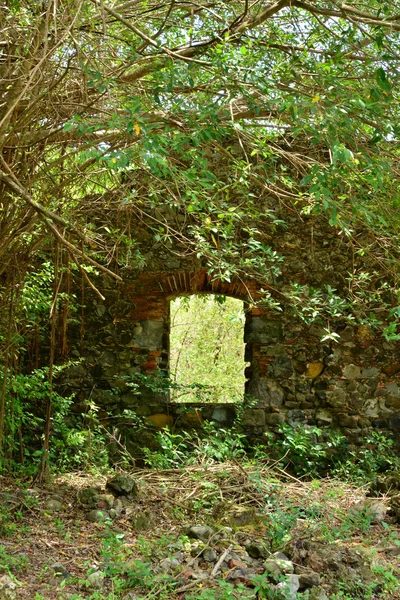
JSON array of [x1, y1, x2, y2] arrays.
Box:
[[106, 474, 138, 498]]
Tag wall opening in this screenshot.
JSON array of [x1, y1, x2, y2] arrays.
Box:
[[169, 294, 247, 403]]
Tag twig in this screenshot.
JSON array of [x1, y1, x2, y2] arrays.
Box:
[[211, 544, 232, 577]]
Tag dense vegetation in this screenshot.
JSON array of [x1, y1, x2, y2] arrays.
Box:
[[1, 1, 400, 472]]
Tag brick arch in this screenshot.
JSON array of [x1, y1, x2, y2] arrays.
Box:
[[164, 270, 257, 302]]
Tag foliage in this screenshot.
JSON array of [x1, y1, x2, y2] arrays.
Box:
[[0, 365, 109, 475], [143, 421, 247, 469], [170, 295, 247, 403], [2, 0, 400, 331], [260, 424, 400, 481]]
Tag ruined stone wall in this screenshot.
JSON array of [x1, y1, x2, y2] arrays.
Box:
[[59, 209, 400, 454]]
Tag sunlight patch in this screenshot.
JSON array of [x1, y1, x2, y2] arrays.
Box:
[[169, 295, 247, 403]]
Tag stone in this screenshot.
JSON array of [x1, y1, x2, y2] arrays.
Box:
[[383, 363, 400, 376], [188, 525, 214, 543], [276, 574, 300, 600], [287, 409, 306, 426], [202, 548, 217, 562], [326, 387, 346, 408], [265, 412, 285, 426], [159, 557, 181, 570], [389, 494, 400, 522], [386, 396, 400, 409], [361, 367, 380, 378], [315, 410, 333, 425], [44, 499, 62, 512], [245, 317, 283, 344], [130, 510, 154, 530], [52, 563, 71, 579], [297, 569, 321, 589], [109, 499, 123, 519], [211, 406, 231, 424], [87, 509, 109, 523], [147, 414, 174, 429], [247, 378, 284, 407], [337, 414, 359, 428], [87, 570, 105, 588], [264, 558, 294, 578], [369, 473, 400, 497], [268, 356, 293, 378], [306, 362, 324, 378], [0, 575, 16, 600], [308, 587, 330, 600], [228, 558, 248, 569], [229, 506, 257, 527], [245, 541, 268, 559], [106, 474, 138, 497], [349, 499, 388, 524], [132, 320, 164, 349], [78, 487, 101, 508], [386, 382, 399, 396], [363, 399, 379, 417], [178, 409, 203, 428], [242, 409, 265, 427], [343, 364, 361, 379], [356, 325, 373, 344]]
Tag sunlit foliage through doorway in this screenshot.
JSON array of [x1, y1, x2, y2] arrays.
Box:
[[169, 295, 247, 403]]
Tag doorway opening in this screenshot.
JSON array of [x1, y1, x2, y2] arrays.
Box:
[[169, 294, 247, 403]]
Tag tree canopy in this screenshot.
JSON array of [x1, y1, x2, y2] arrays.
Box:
[[1, 0, 400, 322]]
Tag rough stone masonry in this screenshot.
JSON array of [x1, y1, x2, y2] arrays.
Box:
[[59, 203, 400, 455]]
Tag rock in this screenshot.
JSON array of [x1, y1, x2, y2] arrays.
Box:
[[264, 557, 294, 579], [216, 526, 233, 539], [245, 541, 268, 559], [308, 586, 330, 600], [227, 568, 249, 583], [276, 574, 300, 600], [147, 414, 174, 429], [326, 387, 346, 408], [51, 563, 71, 579], [87, 570, 105, 588], [297, 569, 321, 589], [228, 558, 248, 569], [389, 494, 400, 522], [77, 487, 101, 508], [343, 364, 361, 379], [0, 575, 16, 599], [306, 362, 324, 378], [242, 409, 266, 427], [108, 499, 123, 519], [361, 367, 380, 378], [44, 499, 62, 512], [188, 525, 214, 543], [349, 499, 388, 524], [273, 552, 290, 561], [106, 474, 138, 497], [229, 506, 257, 527], [87, 509, 109, 523], [202, 548, 217, 562], [159, 557, 181, 571], [369, 473, 400, 497], [130, 510, 154, 530], [98, 494, 115, 509]]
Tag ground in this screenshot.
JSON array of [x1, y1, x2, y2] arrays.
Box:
[[0, 464, 399, 600]]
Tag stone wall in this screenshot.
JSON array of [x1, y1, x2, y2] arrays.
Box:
[[59, 209, 400, 454]]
